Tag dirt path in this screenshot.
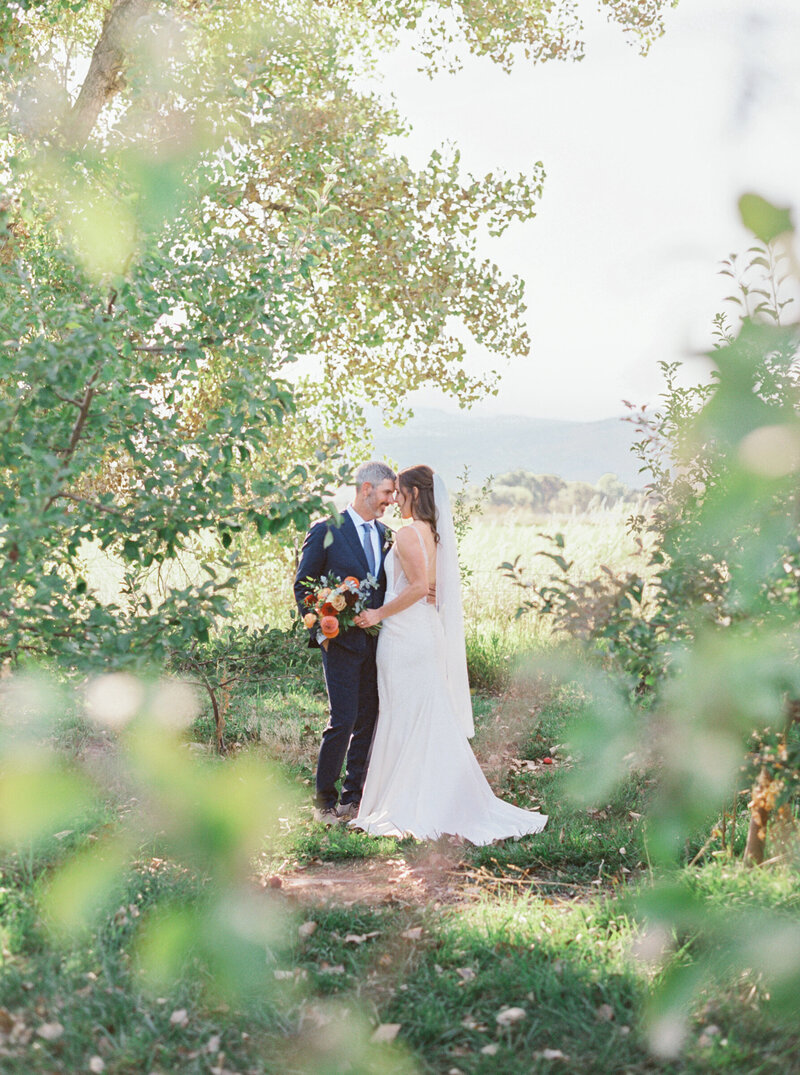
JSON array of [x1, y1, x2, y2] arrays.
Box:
[[264, 846, 479, 908], [264, 848, 588, 910]]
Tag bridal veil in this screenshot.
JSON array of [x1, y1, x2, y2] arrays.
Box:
[[433, 472, 475, 738]]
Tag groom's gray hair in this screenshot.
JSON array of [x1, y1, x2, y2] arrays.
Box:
[[354, 460, 396, 487]]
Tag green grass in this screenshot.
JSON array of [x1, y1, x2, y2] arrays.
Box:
[[3, 665, 800, 1073], [3, 851, 800, 1073], [2, 505, 797, 1074]]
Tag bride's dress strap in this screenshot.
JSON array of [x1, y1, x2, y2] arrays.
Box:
[[411, 524, 428, 562]]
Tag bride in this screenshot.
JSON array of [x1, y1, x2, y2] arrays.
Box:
[[352, 464, 547, 844]]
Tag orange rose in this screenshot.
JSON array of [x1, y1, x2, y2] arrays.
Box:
[[318, 587, 331, 600], [330, 593, 346, 611], [320, 601, 337, 617], [302, 612, 317, 629], [320, 615, 339, 638]]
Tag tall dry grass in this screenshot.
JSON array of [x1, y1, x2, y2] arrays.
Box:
[[459, 503, 651, 689], [461, 505, 647, 627]]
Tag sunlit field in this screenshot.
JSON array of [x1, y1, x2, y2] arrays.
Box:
[[80, 503, 650, 650], [460, 504, 647, 630]]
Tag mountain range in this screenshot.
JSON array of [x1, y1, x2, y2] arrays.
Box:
[[368, 408, 643, 488]]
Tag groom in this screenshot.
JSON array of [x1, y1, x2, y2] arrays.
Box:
[[294, 461, 397, 824]]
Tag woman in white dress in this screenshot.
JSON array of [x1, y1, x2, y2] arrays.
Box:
[[352, 465, 547, 844]]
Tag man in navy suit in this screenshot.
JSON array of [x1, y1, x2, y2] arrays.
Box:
[[294, 461, 397, 824]]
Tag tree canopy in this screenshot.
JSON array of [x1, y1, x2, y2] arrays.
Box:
[[1, 0, 677, 668]]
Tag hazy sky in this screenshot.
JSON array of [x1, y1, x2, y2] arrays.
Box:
[[370, 0, 800, 421]]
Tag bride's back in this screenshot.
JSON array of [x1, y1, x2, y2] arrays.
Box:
[[388, 520, 436, 599], [410, 521, 437, 590]]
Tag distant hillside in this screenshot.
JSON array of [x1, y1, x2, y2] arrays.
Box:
[[369, 408, 642, 488]]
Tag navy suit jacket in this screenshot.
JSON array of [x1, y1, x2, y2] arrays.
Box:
[[294, 513, 389, 652]]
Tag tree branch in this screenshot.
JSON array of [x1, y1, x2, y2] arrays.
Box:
[[49, 492, 127, 517], [133, 344, 189, 353], [43, 365, 104, 511], [52, 390, 83, 406], [62, 0, 152, 148], [66, 366, 103, 457]]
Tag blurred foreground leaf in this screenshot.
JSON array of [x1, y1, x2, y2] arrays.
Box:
[[738, 193, 794, 244]]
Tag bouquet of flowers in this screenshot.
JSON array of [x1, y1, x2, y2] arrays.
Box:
[[300, 574, 380, 645]]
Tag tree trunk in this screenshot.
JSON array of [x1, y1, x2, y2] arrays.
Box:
[[743, 765, 770, 866], [62, 0, 151, 148], [743, 698, 800, 866]]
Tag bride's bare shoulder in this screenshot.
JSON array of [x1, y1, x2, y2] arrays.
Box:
[[394, 524, 420, 546], [395, 522, 432, 547]]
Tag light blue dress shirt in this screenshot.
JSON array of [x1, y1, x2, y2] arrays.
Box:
[[346, 505, 381, 573]]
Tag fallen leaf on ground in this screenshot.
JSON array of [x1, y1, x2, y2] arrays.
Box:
[[495, 1007, 526, 1027], [370, 1023, 401, 1044], [169, 1009, 189, 1027], [301, 1004, 334, 1029], [89, 1059, 105, 1074], [298, 920, 317, 938], [698, 1024, 722, 1048], [344, 931, 381, 945], [456, 967, 476, 982], [273, 968, 308, 981], [318, 962, 345, 975], [480, 1043, 499, 1056], [0, 1008, 14, 1033], [536, 1048, 568, 1060], [400, 927, 424, 941], [36, 1022, 64, 1041], [596, 1003, 615, 1022]]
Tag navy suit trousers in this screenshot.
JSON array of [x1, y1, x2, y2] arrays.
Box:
[[316, 634, 379, 809]]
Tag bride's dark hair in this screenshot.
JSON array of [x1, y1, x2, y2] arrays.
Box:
[[398, 464, 439, 543]]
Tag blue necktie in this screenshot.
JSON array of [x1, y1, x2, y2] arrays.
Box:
[[361, 523, 376, 575]]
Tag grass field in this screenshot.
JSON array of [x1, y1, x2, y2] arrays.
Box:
[[79, 503, 648, 637], [459, 505, 646, 626], [3, 508, 797, 1074], [2, 664, 798, 1073]]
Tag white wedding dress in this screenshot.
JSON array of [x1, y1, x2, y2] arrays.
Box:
[[353, 528, 548, 845]]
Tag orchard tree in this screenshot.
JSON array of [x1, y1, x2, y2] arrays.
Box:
[[1, 0, 676, 670]]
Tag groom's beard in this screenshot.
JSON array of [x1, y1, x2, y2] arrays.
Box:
[[368, 498, 394, 519]]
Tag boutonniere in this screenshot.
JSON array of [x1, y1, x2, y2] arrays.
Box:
[[382, 528, 395, 553]]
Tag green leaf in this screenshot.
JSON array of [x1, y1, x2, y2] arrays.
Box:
[[738, 193, 794, 243]]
